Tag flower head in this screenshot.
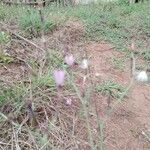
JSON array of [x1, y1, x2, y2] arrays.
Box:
[[66, 98, 72, 106], [136, 71, 148, 82], [53, 69, 65, 87], [65, 54, 75, 66], [131, 43, 135, 50], [80, 59, 89, 69]]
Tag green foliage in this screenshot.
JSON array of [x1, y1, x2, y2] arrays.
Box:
[[96, 80, 126, 99], [139, 49, 150, 71], [1, 1, 150, 45], [62, 1, 150, 50], [47, 50, 64, 69], [0, 32, 10, 44], [111, 56, 125, 70], [0, 82, 26, 106], [0, 31, 13, 63], [0, 53, 14, 64], [19, 9, 56, 36], [117, 0, 129, 5], [0, 73, 55, 107], [146, 131, 150, 141], [0, 3, 21, 22], [0, 5, 6, 20], [31, 74, 55, 89], [141, 49, 150, 61]]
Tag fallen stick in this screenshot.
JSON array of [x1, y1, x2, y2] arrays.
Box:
[[0, 21, 44, 52], [37, 2, 48, 76]]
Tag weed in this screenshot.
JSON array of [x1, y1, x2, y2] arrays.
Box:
[[111, 56, 125, 70], [141, 49, 150, 61], [65, 1, 150, 50], [0, 83, 26, 106], [0, 72, 55, 106], [1, 1, 150, 48], [0, 31, 10, 44], [19, 9, 56, 36], [0, 3, 21, 22], [0, 54, 14, 64], [47, 50, 64, 69], [0, 32, 13, 64], [96, 80, 126, 99]]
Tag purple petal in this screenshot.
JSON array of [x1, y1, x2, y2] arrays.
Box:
[[65, 54, 75, 66], [53, 70, 65, 86], [66, 98, 72, 106]]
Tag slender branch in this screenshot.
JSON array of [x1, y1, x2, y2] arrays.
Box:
[[0, 22, 44, 52], [67, 72, 95, 150], [131, 52, 136, 77], [37, 1, 48, 76], [0, 112, 18, 126]]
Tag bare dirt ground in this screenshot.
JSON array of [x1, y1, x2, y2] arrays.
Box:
[[86, 41, 150, 150], [1, 19, 150, 150]]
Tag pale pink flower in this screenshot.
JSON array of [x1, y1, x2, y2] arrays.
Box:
[[66, 98, 72, 106], [65, 54, 75, 66], [131, 43, 135, 50], [80, 59, 89, 69], [53, 70, 65, 87]]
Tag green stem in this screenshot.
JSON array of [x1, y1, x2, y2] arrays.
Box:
[[67, 72, 95, 150]]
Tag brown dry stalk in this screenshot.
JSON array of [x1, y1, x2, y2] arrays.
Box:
[[38, 5, 46, 50], [131, 52, 136, 77], [0, 112, 18, 126], [37, 1, 48, 76]]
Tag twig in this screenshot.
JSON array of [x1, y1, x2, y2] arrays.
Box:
[[0, 22, 44, 52], [37, 2, 48, 76], [0, 112, 18, 126], [27, 78, 38, 127], [143, 93, 150, 101], [15, 56, 37, 76], [93, 97, 104, 150], [38, 5, 46, 50], [131, 52, 136, 77], [84, 46, 94, 85]]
